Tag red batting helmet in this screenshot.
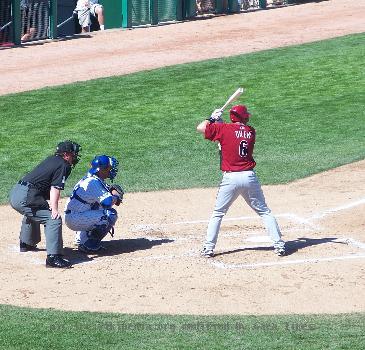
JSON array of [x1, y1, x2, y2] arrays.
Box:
[[229, 105, 251, 123]]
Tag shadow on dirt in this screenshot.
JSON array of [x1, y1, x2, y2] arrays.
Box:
[[0, 34, 92, 51], [291, 0, 329, 3], [285, 237, 345, 255], [215, 246, 273, 257], [214, 237, 343, 257], [64, 238, 174, 265]]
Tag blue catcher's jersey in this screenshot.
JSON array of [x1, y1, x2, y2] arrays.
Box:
[[65, 173, 113, 213]]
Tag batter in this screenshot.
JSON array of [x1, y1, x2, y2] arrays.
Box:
[[197, 105, 286, 257]]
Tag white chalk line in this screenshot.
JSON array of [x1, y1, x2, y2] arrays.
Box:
[[9, 237, 365, 268], [11, 235, 365, 267], [211, 254, 365, 270], [124, 237, 365, 266], [207, 237, 365, 270], [95, 236, 365, 266], [6, 244, 99, 266], [130, 197, 365, 232], [141, 226, 314, 244], [310, 197, 365, 220], [173, 214, 308, 226], [213, 237, 365, 255], [6, 245, 45, 265], [8, 197, 365, 267], [129, 197, 365, 246], [344, 238, 365, 250], [127, 199, 365, 269], [129, 214, 311, 239]]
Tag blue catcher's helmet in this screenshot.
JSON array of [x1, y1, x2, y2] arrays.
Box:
[[89, 155, 119, 181]]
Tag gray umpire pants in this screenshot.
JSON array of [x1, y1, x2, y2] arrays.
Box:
[[204, 170, 284, 251], [9, 183, 63, 255]]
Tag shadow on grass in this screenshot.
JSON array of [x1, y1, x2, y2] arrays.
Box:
[[64, 237, 174, 265]]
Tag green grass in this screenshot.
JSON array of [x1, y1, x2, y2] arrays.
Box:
[[0, 33, 364, 204], [0, 305, 364, 349], [1, 34, 364, 349]]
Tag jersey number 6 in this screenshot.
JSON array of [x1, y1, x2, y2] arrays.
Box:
[[239, 140, 248, 157]]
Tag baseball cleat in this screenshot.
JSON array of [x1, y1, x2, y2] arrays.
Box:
[[274, 247, 286, 256], [19, 241, 38, 252], [200, 248, 214, 258], [78, 244, 101, 254], [46, 255, 72, 268], [274, 240, 287, 256], [273, 242, 286, 257], [78, 240, 106, 254]]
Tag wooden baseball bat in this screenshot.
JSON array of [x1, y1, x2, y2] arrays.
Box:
[[220, 87, 244, 112]]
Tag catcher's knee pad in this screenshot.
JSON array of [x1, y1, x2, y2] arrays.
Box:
[[87, 208, 118, 242], [88, 224, 109, 241]]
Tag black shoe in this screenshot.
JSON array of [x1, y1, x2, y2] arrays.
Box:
[[20, 241, 38, 252], [46, 255, 72, 269], [78, 242, 105, 254]]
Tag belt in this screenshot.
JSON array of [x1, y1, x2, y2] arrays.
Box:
[[18, 180, 35, 188], [224, 170, 253, 173]]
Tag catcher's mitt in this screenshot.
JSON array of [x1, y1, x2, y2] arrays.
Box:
[[110, 184, 124, 206]]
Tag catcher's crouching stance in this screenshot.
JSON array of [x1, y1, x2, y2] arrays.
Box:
[[64, 155, 124, 253]]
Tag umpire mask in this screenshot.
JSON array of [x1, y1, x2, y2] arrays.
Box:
[[55, 140, 82, 166]]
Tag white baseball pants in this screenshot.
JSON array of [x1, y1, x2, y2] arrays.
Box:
[[204, 170, 283, 250], [65, 209, 109, 244]]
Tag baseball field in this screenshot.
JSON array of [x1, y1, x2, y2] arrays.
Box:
[[1, 0, 365, 348]]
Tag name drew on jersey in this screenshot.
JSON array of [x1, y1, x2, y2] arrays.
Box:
[[235, 129, 252, 139], [234, 127, 252, 158]]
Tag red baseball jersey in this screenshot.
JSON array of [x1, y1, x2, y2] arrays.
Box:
[[205, 122, 256, 171]]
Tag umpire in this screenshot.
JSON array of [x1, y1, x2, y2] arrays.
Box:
[[9, 140, 81, 268]]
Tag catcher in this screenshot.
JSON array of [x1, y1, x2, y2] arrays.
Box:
[[64, 155, 124, 253]]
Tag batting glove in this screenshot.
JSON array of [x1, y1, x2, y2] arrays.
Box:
[[207, 109, 223, 123]]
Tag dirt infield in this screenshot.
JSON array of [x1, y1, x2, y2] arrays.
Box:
[[1, 0, 364, 315]]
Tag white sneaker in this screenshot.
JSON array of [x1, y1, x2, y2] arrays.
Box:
[[200, 248, 214, 258]]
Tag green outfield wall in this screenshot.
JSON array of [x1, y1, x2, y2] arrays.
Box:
[[0, 0, 292, 46]]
